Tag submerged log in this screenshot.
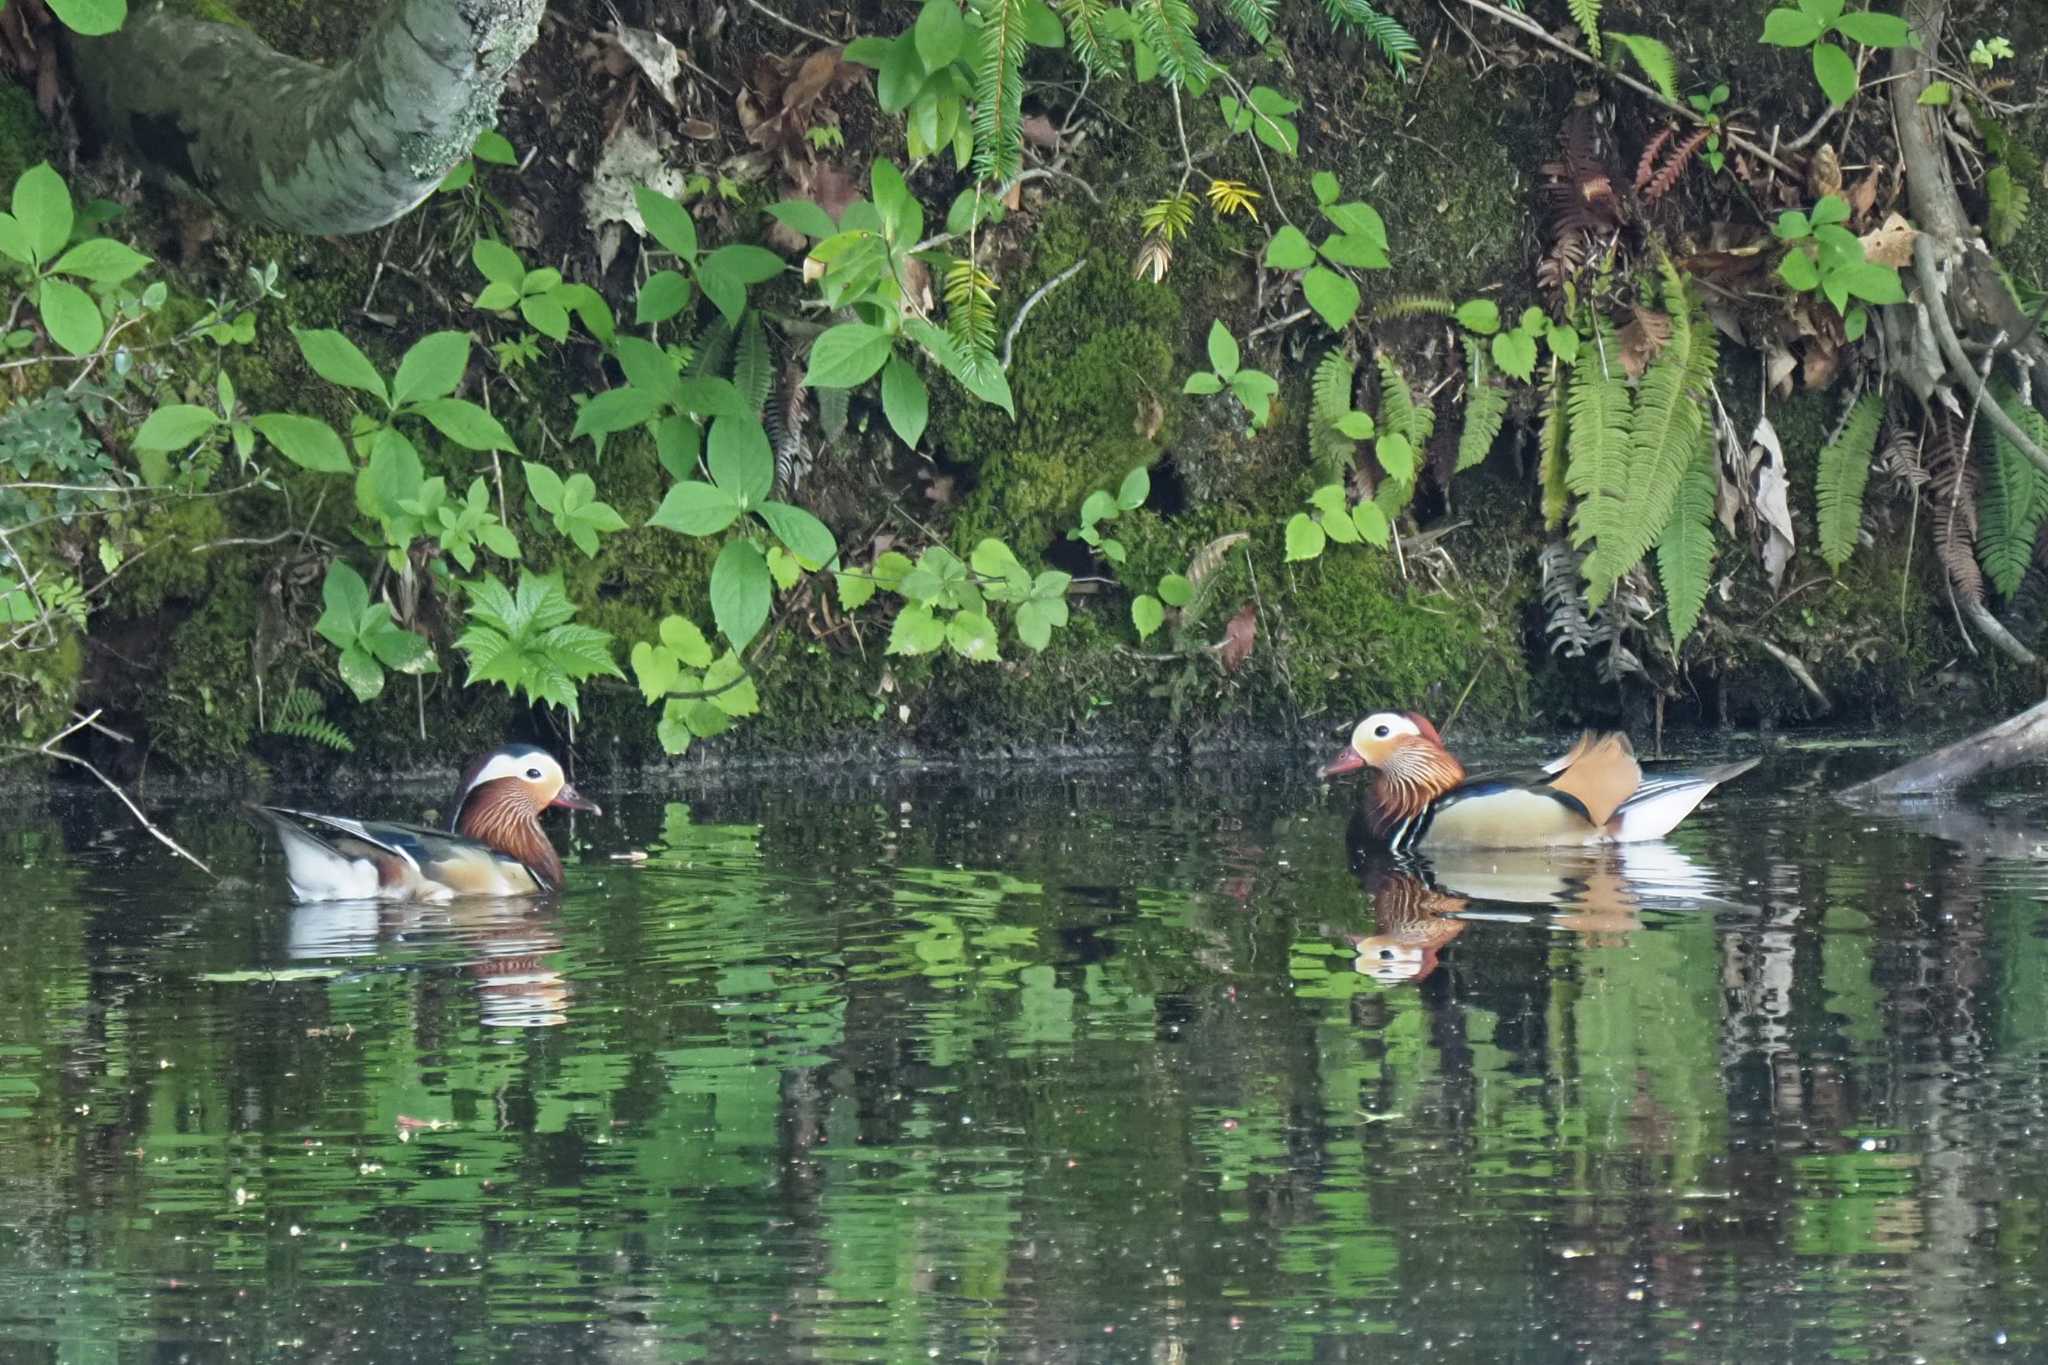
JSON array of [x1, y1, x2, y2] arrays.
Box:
[[71, 0, 543, 235], [1839, 699, 2048, 799]]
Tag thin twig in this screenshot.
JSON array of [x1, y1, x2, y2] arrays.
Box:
[[739, 0, 837, 46], [5, 711, 215, 877], [1002, 258, 1088, 371]]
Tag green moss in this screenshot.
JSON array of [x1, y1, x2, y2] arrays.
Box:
[[0, 83, 51, 193], [939, 203, 1181, 555], [151, 578, 261, 772]]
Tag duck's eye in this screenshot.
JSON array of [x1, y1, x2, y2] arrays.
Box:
[[1378, 948, 1396, 960], [524, 767, 543, 780], [1373, 724, 1391, 739]]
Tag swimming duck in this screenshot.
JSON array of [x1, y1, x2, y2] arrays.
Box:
[[249, 743, 598, 902], [1320, 712, 1757, 853]]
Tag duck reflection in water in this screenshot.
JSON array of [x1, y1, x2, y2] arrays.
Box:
[[287, 896, 573, 1027], [1339, 840, 1731, 985]]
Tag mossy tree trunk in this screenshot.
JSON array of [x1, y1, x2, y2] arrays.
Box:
[[71, 0, 543, 234]]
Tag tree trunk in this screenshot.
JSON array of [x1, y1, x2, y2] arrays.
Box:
[[1838, 698, 2048, 799], [70, 0, 543, 235]]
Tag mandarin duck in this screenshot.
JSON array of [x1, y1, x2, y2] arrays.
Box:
[[250, 744, 598, 902], [1321, 712, 1757, 853]]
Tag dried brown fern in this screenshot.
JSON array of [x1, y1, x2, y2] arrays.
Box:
[[1926, 416, 1983, 607], [1641, 128, 1711, 205], [1634, 126, 1676, 194], [1538, 109, 1623, 301]]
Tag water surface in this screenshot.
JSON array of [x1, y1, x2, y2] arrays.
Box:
[[3, 741, 2045, 1361]]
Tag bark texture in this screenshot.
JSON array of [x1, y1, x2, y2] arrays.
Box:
[[71, 0, 544, 234], [1839, 699, 2048, 799]]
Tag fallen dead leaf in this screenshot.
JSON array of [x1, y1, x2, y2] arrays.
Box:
[[1021, 114, 1061, 150], [1859, 212, 1918, 269], [1807, 143, 1842, 200], [1847, 166, 1880, 219], [608, 23, 680, 108], [1217, 602, 1257, 674], [1617, 308, 1672, 380], [584, 122, 689, 250], [1750, 416, 1796, 588], [1133, 390, 1164, 442]]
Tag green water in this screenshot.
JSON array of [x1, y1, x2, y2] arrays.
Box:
[[2, 743, 2045, 1361]]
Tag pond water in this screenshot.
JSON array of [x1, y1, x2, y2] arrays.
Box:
[[2, 738, 2046, 1361]]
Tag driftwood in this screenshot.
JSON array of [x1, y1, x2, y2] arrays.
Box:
[[1839, 699, 2048, 799]]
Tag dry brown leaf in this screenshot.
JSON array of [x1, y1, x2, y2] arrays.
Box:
[[1217, 603, 1257, 674], [1859, 212, 1918, 269], [1847, 166, 1880, 219], [683, 117, 718, 141], [1807, 143, 1842, 200], [1133, 390, 1164, 442], [608, 23, 681, 107], [784, 50, 844, 113], [1617, 309, 1672, 380], [1184, 532, 1249, 591]]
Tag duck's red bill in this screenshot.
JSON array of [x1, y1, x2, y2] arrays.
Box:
[[1320, 748, 1366, 779], [552, 783, 601, 815]]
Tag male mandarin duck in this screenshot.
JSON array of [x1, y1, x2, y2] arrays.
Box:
[[1320, 711, 1757, 853], [249, 743, 598, 902]]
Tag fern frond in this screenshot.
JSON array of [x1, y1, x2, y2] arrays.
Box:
[[1140, 191, 1199, 240], [1055, 0, 1123, 78], [1567, 0, 1602, 57], [970, 0, 1029, 183], [1928, 417, 1983, 607], [1456, 338, 1507, 473], [733, 310, 774, 417], [1642, 127, 1711, 204], [944, 258, 999, 353], [1309, 350, 1358, 485], [271, 687, 355, 752], [1981, 385, 2048, 596], [1377, 293, 1456, 320], [1609, 33, 1678, 103], [1586, 303, 1714, 605], [1654, 439, 1716, 648], [1563, 336, 1632, 557], [1317, 0, 1419, 70], [689, 316, 734, 379], [1131, 0, 1213, 90], [1205, 177, 1262, 220], [1815, 391, 1882, 572], [1376, 352, 1435, 447], [1538, 369, 1571, 530], [1220, 0, 1275, 42], [1988, 165, 2031, 247]]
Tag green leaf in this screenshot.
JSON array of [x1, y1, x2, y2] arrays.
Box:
[[707, 415, 774, 503], [767, 199, 839, 239], [1491, 328, 1539, 382], [1831, 10, 1911, 47], [805, 322, 895, 387], [413, 397, 516, 451], [710, 539, 773, 648], [293, 327, 389, 406], [634, 184, 699, 260], [631, 640, 680, 702], [49, 237, 149, 283], [654, 415, 701, 481], [572, 385, 663, 441], [252, 413, 352, 473], [337, 643, 386, 702], [693, 254, 747, 326], [757, 501, 837, 568], [1263, 225, 1317, 271], [1131, 594, 1164, 640], [647, 480, 742, 535], [471, 238, 525, 287], [36, 278, 102, 356], [703, 243, 786, 285], [656, 699, 695, 754], [947, 610, 1001, 660], [635, 269, 692, 324], [662, 615, 716, 668], [887, 602, 946, 655], [1205, 321, 1240, 377], [473, 129, 517, 165], [475, 281, 521, 311], [614, 335, 681, 399], [838, 570, 877, 612], [1014, 598, 1054, 651], [1118, 464, 1151, 511], [881, 355, 929, 447], [1836, 260, 1904, 304], [391, 330, 471, 406], [1761, 8, 1825, 45], [1811, 194, 1851, 226], [903, 317, 1015, 416], [0, 212, 29, 266], [133, 404, 220, 451], [1232, 371, 1278, 427], [45, 0, 126, 36], [1352, 499, 1391, 547], [1917, 81, 1952, 105], [1079, 489, 1118, 529], [1301, 267, 1361, 332], [1157, 573, 1192, 607], [1811, 40, 1858, 105], [521, 294, 570, 341], [1284, 512, 1326, 561], [704, 650, 761, 716], [1778, 248, 1822, 291], [13, 163, 71, 264], [1375, 432, 1415, 483], [522, 460, 565, 512], [1183, 372, 1224, 395], [1609, 32, 1679, 102], [1455, 299, 1500, 335]]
